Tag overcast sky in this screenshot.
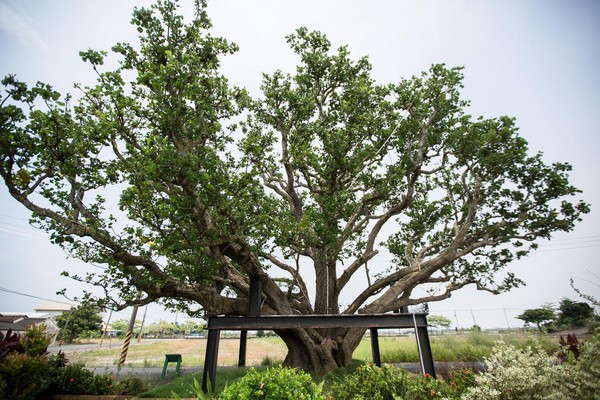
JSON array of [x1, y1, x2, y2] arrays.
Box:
[[0, 0, 599, 329]]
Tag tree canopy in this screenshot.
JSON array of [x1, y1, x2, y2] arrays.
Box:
[[55, 301, 103, 343], [556, 298, 594, 329], [0, 0, 589, 373], [516, 305, 556, 332]]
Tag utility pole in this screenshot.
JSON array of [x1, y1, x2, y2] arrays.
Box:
[[100, 309, 113, 346], [470, 309, 478, 329], [118, 302, 140, 369], [503, 308, 511, 329], [137, 305, 148, 343], [454, 310, 459, 331]]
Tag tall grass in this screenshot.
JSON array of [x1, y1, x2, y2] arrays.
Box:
[[354, 331, 559, 363]]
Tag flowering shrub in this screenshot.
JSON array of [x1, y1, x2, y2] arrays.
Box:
[[405, 372, 453, 399], [555, 329, 600, 400], [219, 365, 324, 400], [46, 363, 114, 395], [461, 341, 564, 400], [446, 368, 477, 396], [461, 334, 600, 400]]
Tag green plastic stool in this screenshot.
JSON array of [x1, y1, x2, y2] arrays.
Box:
[[161, 354, 182, 381]]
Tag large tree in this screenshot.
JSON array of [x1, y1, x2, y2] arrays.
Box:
[[0, 1, 589, 374]]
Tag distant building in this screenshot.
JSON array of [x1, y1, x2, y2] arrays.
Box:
[[34, 302, 75, 317], [101, 323, 121, 337], [0, 312, 59, 337]]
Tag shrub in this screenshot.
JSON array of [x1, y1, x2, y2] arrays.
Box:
[[0, 352, 49, 400], [405, 372, 453, 400], [21, 324, 50, 357], [219, 365, 325, 400], [462, 341, 565, 400], [461, 333, 600, 400], [556, 330, 600, 400], [79, 329, 102, 339], [113, 375, 151, 395], [0, 329, 23, 358], [329, 364, 410, 400], [0, 325, 51, 400], [46, 363, 114, 395], [445, 368, 477, 396]]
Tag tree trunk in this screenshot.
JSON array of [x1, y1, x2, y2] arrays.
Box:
[[275, 326, 366, 376]]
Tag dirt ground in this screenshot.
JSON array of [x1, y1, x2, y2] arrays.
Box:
[[55, 337, 289, 367]]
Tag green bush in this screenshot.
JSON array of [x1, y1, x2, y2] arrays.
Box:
[[556, 330, 600, 400], [0, 352, 49, 400], [79, 329, 102, 339], [47, 363, 114, 395], [0, 325, 51, 400], [445, 368, 477, 396], [21, 324, 50, 357], [219, 365, 324, 400], [113, 375, 151, 395], [329, 364, 410, 400]]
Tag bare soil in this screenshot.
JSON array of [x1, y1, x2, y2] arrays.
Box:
[[57, 337, 288, 367]]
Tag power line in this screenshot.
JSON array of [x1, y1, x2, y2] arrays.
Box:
[[0, 286, 76, 306], [0, 213, 29, 221], [538, 244, 600, 253]]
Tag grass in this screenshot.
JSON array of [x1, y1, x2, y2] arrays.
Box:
[[354, 331, 559, 363]]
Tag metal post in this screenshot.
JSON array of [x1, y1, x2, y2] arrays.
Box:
[[238, 276, 262, 367], [415, 322, 436, 378], [238, 330, 248, 367], [202, 326, 220, 393], [370, 328, 381, 367], [248, 276, 262, 317]]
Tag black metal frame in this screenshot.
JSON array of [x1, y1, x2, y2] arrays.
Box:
[[202, 312, 436, 391], [201, 276, 436, 392]]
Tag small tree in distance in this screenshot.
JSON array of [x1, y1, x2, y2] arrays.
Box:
[[516, 305, 556, 332], [427, 315, 452, 333], [556, 298, 594, 329], [55, 301, 103, 343]]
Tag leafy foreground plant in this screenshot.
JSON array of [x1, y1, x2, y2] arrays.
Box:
[[329, 364, 410, 400], [0, 325, 50, 400], [328, 364, 475, 400], [0, 325, 150, 399], [219, 365, 325, 400]]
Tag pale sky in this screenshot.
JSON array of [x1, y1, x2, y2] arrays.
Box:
[[0, 0, 599, 329]]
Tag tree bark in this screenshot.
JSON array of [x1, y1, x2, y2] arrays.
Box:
[[274, 326, 366, 376]]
